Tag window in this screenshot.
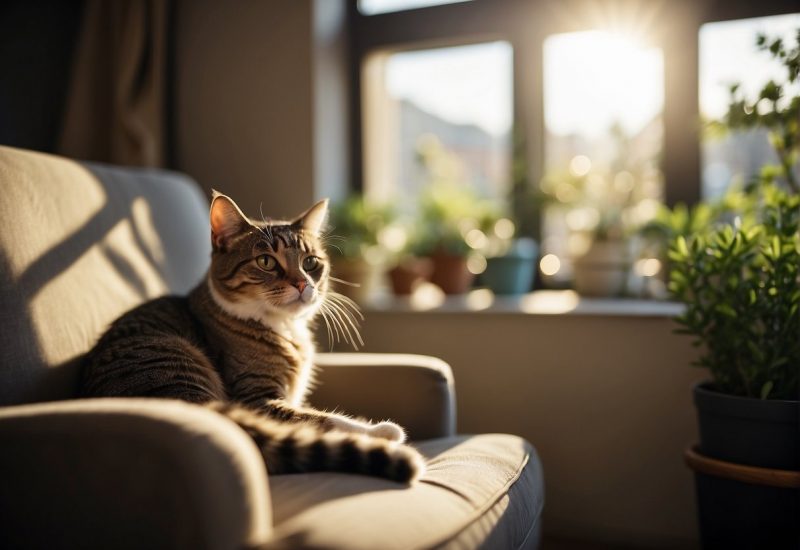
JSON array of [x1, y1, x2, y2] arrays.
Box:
[[351, 1, 797, 296], [541, 30, 664, 284], [362, 41, 513, 204], [699, 13, 800, 199]]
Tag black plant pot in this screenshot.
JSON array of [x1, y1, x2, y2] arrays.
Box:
[[689, 382, 800, 549]]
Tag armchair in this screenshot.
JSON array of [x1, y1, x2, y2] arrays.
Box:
[[0, 145, 543, 549]]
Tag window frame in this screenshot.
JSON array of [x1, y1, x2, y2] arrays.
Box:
[[347, 0, 799, 210]]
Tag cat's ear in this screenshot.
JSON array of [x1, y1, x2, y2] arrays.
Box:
[[294, 199, 329, 235], [209, 190, 250, 250]]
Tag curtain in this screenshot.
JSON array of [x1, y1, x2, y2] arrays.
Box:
[[58, 0, 170, 167]]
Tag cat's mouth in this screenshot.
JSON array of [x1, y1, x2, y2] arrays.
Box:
[[275, 286, 317, 311]]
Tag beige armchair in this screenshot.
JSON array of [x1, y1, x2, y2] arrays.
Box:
[[0, 146, 543, 549]]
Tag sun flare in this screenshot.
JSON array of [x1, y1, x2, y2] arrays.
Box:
[[544, 29, 664, 139]]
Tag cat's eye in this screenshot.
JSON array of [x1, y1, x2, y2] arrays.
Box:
[[256, 255, 278, 271], [302, 256, 320, 272]]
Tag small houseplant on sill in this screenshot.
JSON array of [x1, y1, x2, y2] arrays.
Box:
[[328, 195, 393, 304], [414, 137, 498, 295], [668, 29, 800, 549], [417, 181, 494, 295], [541, 122, 662, 296], [481, 131, 540, 296], [385, 222, 433, 296]]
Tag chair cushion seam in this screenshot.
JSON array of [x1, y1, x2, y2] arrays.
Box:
[[514, 508, 541, 550], [424, 447, 535, 549]]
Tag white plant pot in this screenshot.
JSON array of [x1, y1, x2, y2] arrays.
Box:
[[572, 240, 633, 297]]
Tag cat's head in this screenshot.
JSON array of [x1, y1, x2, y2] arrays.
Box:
[[206, 191, 331, 321]]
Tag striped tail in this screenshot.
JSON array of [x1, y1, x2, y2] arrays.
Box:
[[207, 402, 426, 484]]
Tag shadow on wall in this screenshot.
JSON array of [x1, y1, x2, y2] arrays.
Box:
[[0, 150, 210, 406]]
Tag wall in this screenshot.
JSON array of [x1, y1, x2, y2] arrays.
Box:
[[174, 0, 315, 219], [326, 309, 704, 548]]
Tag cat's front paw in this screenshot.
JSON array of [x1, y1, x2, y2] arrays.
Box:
[[368, 421, 406, 443]]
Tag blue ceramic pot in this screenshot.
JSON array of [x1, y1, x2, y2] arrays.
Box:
[[482, 239, 538, 295]]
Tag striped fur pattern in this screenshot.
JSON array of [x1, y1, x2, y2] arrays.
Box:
[[81, 192, 424, 483]]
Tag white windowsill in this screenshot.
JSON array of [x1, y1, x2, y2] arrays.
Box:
[[359, 289, 684, 317]]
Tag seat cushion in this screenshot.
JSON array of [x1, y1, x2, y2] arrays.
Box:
[[266, 434, 543, 549]]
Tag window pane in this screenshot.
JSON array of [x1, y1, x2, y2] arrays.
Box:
[[363, 41, 513, 202], [699, 14, 800, 199], [358, 0, 471, 16], [542, 30, 664, 287]]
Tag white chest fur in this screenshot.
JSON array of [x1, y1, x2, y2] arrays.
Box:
[[280, 320, 315, 407], [206, 278, 316, 406]]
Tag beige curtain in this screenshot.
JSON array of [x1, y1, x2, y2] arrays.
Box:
[[58, 0, 169, 167]]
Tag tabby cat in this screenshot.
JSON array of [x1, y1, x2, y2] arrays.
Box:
[[80, 192, 425, 483]]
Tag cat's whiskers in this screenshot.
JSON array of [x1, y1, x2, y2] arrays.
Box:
[[325, 303, 350, 344], [318, 302, 345, 347], [329, 276, 360, 288], [320, 299, 355, 348], [320, 302, 350, 346], [328, 291, 365, 321], [317, 303, 335, 350], [323, 292, 364, 348], [320, 233, 345, 255]]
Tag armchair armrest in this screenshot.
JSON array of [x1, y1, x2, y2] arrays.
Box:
[[311, 353, 456, 441], [0, 399, 271, 550]]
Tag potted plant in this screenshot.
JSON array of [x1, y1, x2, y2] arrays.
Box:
[[384, 218, 433, 296], [417, 181, 487, 295], [541, 123, 662, 296], [327, 195, 393, 303], [667, 29, 800, 549], [481, 130, 541, 295], [413, 136, 497, 295]]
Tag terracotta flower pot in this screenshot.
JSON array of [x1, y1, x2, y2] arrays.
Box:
[[388, 258, 432, 295], [429, 252, 473, 295]]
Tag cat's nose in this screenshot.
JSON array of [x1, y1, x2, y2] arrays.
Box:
[[293, 280, 308, 293]]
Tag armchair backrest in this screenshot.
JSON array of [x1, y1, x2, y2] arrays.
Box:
[[0, 146, 211, 405]]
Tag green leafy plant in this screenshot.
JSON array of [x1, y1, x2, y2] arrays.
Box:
[[413, 135, 501, 257], [706, 29, 800, 192], [541, 122, 662, 244], [668, 185, 799, 399], [328, 195, 395, 260], [416, 182, 499, 256], [667, 29, 800, 400]]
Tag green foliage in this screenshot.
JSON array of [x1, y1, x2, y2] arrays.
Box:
[[717, 29, 800, 193], [541, 121, 662, 243], [416, 182, 500, 256], [667, 184, 800, 399], [666, 28, 800, 400], [328, 195, 394, 259], [414, 135, 502, 257]]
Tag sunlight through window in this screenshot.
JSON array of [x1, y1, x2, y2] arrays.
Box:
[[699, 13, 800, 199], [363, 41, 513, 202], [544, 30, 663, 139], [541, 30, 664, 288]]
